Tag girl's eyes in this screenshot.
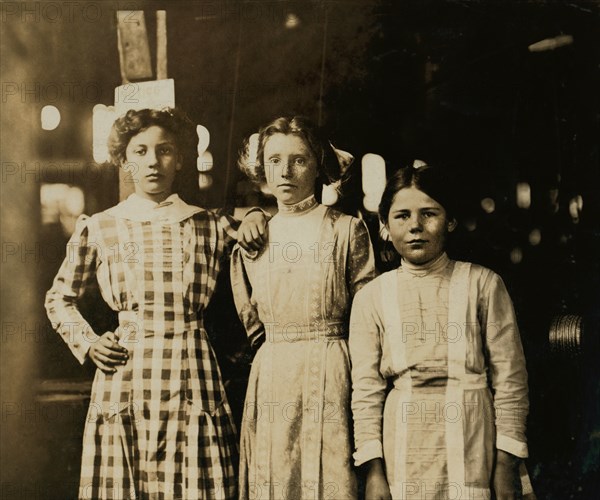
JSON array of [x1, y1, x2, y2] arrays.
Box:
[[392, 211, 438, 220], [132, 147, 174, 155], [267, 157, 307, 166]]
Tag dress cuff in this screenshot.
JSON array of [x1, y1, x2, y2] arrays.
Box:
[[61, 325, 99, 365], [353, 439, 383, 466], [496, 433, 528, 458], [244, 207, 272, 220]]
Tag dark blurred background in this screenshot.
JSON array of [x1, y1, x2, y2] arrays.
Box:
[[1, 1, 599, 498]]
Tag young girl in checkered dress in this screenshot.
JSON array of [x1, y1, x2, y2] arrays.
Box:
[[46, 108, 266, 499]]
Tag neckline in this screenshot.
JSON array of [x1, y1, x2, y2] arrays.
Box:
[[130, 192, 180, 209], [400, 252, 450, 277], [277, 194, 319, 216]]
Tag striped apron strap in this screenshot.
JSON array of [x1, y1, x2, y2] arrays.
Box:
[[445, 262, 471, 496], [380, 271, 412, 498]]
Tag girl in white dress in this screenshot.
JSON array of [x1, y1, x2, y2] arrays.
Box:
[[232, 116, 378, 499], [350, 165, 534, 500], [46, 108, 267, 500]]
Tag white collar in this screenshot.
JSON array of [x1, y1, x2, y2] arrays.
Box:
[[105, 193, 203, 223], [277, 194, 319, 215], [400, 252, 450, 277]]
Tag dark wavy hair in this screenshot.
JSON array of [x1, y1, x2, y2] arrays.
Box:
[[237, 116, 341, 187], [378, 165, 457, 225], [107, 108, 196, 167]]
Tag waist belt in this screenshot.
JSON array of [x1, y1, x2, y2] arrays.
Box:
[[264, 322, 347, 343], [393, 372, 488, 390], [117, 310, 204, 335]]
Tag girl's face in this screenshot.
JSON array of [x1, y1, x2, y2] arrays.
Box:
[[263, 133, 318, 205], [386, 186, 456, 266], [122, 125, 181, 203]]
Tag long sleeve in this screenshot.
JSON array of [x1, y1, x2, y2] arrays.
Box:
[[216, 208, 272, 256], [481, 273, 529, 458], [216, 211, 241, 254], [349, 283, 388, 466], [347, 218, 378, 297], [45, 215, 100, 364], [230, 245, 265, 348]]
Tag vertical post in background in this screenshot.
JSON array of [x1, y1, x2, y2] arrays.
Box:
[[116, 10, 153, 201], [317, 5, 329, 127], [157, 11, 168, 80], [0, 21, 44, 495]]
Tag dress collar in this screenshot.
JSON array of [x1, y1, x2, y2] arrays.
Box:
[[105, 193, 202, 223], [400, 252, 450, 277], [277, 194, 318, 216]]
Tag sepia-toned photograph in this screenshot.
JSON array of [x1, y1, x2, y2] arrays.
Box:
[[1, 1, 599, 499]]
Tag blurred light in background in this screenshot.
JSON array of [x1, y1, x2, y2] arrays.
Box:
[[198, 173, 213, 190], [362, 153, 386, 212], [510, 247, 523, 264], [463, 218, 477, 232], [285, 13, 300, 29], [260, 184, 273, 196], [197, 151, 213, 172], [516, 182, 531, 209], [92, 104, 116, 164], [464, 218, 477, 232], [548, 188, 560, 213], [529, 228, 542, 246], [41, 105, 61, 130], [196, 125, 210, 156], [528, 34, 574, 52], [481, 197, 495, 214], [40, 183, 85, 235], [322, 184, 339, 206], [569, 195, 583, 223]]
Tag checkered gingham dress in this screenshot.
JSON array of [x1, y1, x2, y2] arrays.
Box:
[[46, 207, 239, 500]]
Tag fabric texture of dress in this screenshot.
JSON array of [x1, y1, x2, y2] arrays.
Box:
[[45, 193, 239, 500], [230, 196, 377, 500], [350, 253, 530, 499]]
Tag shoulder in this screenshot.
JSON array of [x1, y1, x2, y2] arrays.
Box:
[[189, 208, 236, 231], [355, 269, 394, 302], [453, 260, 504, 293], [189, 207, 213, 222], [326, 208, 368, 233], [326, 207, 355, 224]]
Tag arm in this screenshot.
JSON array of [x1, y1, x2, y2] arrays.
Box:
[[218, 209, 270, 253], [347, 218, 378, 297], [349, 285, 388, 466], [44, 215, 101, 364], [230, 245, 265, 349], [364, 458, 392, 500], [481, 273, 529, 497], [45, 216, 128, 372]]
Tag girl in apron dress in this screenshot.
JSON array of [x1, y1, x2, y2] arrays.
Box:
[[349, 165, 535, 499], [231, 116, 378, 499]]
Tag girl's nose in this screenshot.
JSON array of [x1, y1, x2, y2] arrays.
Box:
[[146, 151, 159, 167], [409, 214, 423, 232], [280, 161, 293, 178]]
